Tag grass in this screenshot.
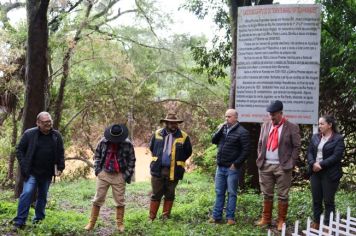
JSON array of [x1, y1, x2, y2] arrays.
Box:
[[0, 172, 355, 235]]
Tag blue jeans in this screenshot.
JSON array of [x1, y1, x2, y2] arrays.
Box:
[[212, 166, 240, 220], [13, 175, 51, 226]]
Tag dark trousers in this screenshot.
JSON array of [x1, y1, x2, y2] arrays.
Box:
[[151, 168, 178, 201], [13, 175, 51, 226], [310, 172, 339, 224]]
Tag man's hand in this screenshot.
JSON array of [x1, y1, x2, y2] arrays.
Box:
[[229, 164, 236, 170], [313, 162, 322, 172]]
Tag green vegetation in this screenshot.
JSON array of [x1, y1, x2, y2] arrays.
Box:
[[0, 0, 355, 234], [0, 172, 355, 235]]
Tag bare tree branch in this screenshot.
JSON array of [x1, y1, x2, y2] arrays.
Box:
[[61, 105, 90, 133], [150, 98, 209, 115], [155, 69, 218, 96], [134, 0, 159, 40], [1, 2, 25, 12], [87, 26, 171, 51], [0, 2, 25, 27], [83, 113, 96, 153], [91, 0, 119, 20], [48, 0, 84, 26], [65, 156, 94, 168], [106, 9, 137, 22]]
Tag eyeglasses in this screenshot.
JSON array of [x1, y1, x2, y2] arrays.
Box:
[[39, 120, 52, 124]]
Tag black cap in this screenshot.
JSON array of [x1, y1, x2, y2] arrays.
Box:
[[266, 100, 283, 113], [104, 124, 129, 143]]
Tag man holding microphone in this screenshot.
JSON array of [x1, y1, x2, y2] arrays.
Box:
[[209, 109, 250, 225]]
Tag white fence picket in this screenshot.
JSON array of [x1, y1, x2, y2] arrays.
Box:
[[268, 206, 355, 236]]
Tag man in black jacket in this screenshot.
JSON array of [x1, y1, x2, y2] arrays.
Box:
[[210, 109, 250, 225], [12, 112, 65, 229]]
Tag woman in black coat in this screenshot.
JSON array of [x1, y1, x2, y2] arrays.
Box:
[[307, 115, 345, 229]]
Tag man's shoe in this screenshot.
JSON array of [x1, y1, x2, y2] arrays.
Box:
[[310, 222, 319, 230], [162, 200, 174, 220], [12, 224, 25, 231], [208, 217, 223, 224], [256, 199, 273, 226], [276, 200, 288, 231], [149, 200, 161, 221], [33, 219, 43, 225], [227, 219, 236, 225]]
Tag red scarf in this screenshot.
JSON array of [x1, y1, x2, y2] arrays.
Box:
[[105, 143, 120, 172], [267, 118, 285, 151]]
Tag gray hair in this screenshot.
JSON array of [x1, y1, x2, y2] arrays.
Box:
[[37, 111, 52, 121], [226, 108, 238, 117]]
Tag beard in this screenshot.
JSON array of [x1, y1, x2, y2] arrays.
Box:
[[167, 127, 177, 133]]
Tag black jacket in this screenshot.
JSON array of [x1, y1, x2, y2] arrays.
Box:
[[149, 128, 192, 181], [307, 133, 345, 181], [212, 123, 250, 168], [16, 127, 65, 179]]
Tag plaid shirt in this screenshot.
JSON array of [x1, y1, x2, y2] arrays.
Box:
[[94, 137, 136, 183]]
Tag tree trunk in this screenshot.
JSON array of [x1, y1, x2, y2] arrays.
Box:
[[241, 122, 261, 189], [15, 0, 50, 198], [52, 47, 74, 130], [52, 3, 93, 130], [7, 107, 18, 181], [229, 0, 273, 189], [228, 0, 242, 109]]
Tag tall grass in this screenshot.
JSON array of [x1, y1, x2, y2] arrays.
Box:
[[0, 172, 354, 235]]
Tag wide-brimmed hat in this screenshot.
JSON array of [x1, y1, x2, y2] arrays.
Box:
[[160, 112, 183, 123], [104, 124, 128, 143], [266, 100, 283, 113]]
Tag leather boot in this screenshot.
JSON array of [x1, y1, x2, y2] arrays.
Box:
[[162, 200, 174, 220], [116, 206, 125, 233], [256, 199, 273, 226], [149, 200, 161, 221], [311, 222, 320, 230], [277, 200, 288, 231], [84, 205, 100, 230]]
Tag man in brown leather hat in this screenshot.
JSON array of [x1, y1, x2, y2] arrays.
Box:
[[148, 112, 192, 221]]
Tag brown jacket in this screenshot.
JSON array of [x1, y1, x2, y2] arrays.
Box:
[[256, 120, 301, 170]]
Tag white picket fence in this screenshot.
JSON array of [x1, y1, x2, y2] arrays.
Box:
[[268, 207, 356, 236]]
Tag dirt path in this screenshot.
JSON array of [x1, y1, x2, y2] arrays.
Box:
[[133, 147, 151, 182]]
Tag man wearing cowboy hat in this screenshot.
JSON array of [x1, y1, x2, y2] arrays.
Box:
[[85, 124, 136, 232], [148, 112, 192, 221]]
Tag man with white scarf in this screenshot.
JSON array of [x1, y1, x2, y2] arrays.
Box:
[[148, 112, 192, 221]]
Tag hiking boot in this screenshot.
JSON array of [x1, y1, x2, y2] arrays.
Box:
[[277, 200, 288, 231], [162, 200, 174, 220], [85, 205, 100, 230], [256, 199, 273, 226], [116, 206, 125, 233], [149, 200, 161, 221], [227, 219, 236, 225], [208, 217, 223, 224]]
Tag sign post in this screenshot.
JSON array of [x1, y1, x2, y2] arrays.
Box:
[[236, 4, 321, 124]]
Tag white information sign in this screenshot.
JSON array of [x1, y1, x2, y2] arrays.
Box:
[[236, 4, 321, 124]]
